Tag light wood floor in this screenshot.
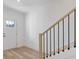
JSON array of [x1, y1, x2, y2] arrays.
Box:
[[3, 47, 40, 59]]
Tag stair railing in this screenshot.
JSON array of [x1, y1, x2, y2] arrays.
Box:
[[39, 8, 76, 59]]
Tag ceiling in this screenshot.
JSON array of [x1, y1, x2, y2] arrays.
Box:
[[3, 0, 75, 13], [4, 0, 53, 6], [3, 0, 54, 13]]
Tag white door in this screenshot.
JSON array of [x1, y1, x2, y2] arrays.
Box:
[[3, 18, 17, 50]]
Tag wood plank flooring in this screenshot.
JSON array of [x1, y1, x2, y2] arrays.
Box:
[[3, 47, 40, 59]]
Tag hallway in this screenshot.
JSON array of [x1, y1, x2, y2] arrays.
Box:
[[3, 0, 76, 59]]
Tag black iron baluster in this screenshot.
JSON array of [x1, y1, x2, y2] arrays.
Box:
[[50, 29, 51, 56], [46, 31, 48, 58], [74, 9, 76, 47], [62, 19, 64, 52], [58, 22, 60, 53], [68, 15, 70, 50], [53, 26, 55, 55]]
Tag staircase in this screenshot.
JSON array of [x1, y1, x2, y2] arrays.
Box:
[[39, 8, 76, 59]]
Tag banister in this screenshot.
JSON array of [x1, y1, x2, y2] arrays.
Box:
[[42, 8, 76, 34], [39, 7, 76, 59]]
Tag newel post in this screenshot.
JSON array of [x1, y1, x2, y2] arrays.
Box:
[[39, 33, 43, 59]]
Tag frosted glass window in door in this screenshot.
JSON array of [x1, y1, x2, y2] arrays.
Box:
[[6, 20, 15, 27]]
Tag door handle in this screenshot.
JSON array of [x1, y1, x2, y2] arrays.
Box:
[[3, 33, 6, 37]]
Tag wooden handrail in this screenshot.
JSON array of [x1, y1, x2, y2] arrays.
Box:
[[42, 8, 76, 34]]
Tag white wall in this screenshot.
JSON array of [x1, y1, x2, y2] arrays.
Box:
[[25, 0, 76, 51], [3, 6, 26, 49]]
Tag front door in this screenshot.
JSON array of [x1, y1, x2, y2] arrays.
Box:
[[3, 18, 17, 50]]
